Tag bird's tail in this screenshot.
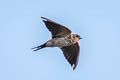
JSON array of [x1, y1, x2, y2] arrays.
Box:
[[32, 43, 46, 51]]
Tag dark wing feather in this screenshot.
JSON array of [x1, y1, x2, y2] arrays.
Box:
[[61, 43, 80, 70], [41, 17, 71, 38]]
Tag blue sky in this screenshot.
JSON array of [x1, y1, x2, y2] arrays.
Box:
[[0, 0, 120, 80]]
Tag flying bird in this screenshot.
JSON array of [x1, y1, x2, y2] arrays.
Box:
[[32, 17, 82, 70]]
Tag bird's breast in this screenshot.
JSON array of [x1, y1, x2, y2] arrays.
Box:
[[46, 37, 73, 47]]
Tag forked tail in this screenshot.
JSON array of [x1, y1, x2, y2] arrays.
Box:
[[32, 43, 46, 51]]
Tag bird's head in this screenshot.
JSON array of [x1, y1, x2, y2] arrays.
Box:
[[73, 34, 82, 41]]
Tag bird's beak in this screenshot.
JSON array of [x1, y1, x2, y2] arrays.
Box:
[[80, 37, 82, 39]]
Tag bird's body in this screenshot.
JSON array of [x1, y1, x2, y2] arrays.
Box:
[[46, 37, 72, 47], [46, 34, 79, 48], [32, 17, 82, 70]]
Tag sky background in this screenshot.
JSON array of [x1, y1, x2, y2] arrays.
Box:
[[0, 0, 120, 80]]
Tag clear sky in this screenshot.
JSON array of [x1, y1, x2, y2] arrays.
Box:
[[0, 0, 120, 80]]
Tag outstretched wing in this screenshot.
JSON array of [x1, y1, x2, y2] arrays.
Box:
[[61, 43, 80, 70], [41, 17, 71, 38]]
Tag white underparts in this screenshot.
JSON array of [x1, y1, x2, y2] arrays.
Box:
[[46, 37, 73, 47], [46, 34, 80, 48]]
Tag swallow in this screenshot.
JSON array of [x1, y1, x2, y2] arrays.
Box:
[[32, 17, 82, 70]]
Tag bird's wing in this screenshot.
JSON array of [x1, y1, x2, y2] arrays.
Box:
[[41, 17, 71, 38], [60, 42, 80, 70]]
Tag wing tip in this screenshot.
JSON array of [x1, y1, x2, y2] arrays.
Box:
[[73, 64, 77, 70], [41, 16, 46, 19], [41, 16, 48, 21]]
